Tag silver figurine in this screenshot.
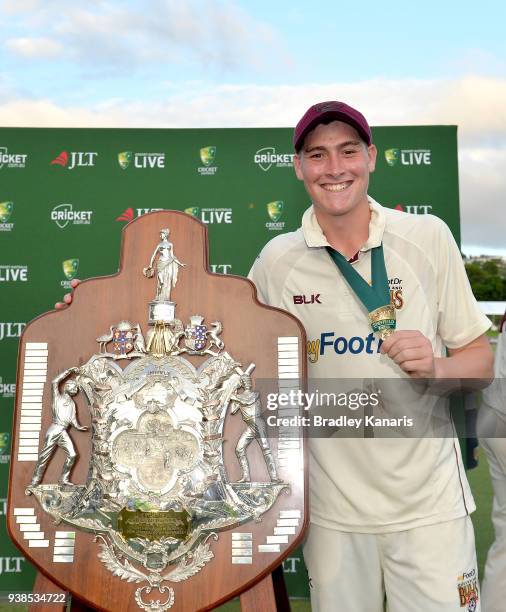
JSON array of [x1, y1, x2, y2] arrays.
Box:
[[31, 367, 88, 486]]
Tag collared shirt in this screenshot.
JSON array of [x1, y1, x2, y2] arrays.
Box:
[[249, 197, 491, 533]]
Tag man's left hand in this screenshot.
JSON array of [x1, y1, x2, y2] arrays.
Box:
[[380, 330, 435, 378]]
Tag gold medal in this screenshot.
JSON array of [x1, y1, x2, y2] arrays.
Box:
[[368, 304, 396, 340]]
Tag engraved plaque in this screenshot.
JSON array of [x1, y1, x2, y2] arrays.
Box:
[[118, 508, 191, 541]]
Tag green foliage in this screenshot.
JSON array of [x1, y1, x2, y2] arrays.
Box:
[[465, 259, 506, 301]]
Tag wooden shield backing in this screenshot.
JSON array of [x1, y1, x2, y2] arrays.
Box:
[[8, 211, 307, 611]]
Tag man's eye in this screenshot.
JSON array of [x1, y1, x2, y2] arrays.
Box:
[[309, 153, 322, 159], [343, 149, 357, 156]]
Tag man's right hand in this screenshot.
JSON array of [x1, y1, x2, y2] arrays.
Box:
[[55, 279, 81, 310]]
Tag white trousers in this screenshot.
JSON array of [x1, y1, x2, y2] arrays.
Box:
[[303, 517, 480, 611], [480, 437, 506, 612]]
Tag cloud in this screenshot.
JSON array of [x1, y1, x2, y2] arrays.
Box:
[[458, 146, 506, 250], [1, 0, 45, 13], [5, 37, 63, 58], [2, 1, 291, 75], [0, 76, 504, 252]]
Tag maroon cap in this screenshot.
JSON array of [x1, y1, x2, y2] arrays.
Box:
[[293, 101, 372, 151]]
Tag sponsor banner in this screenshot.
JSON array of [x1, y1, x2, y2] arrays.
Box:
[[0, 265, 28, 282], [0, 147, 27, 169], [51, 203, 93, 228], [384, 148, 431, 166], [118, 151, 165, 169], [254, 147, 294, 171], [51, 151, 98, 169], [0, 124, 460, 595]]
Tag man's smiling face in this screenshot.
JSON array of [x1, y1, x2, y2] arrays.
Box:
[[294, 120, 377, 221]]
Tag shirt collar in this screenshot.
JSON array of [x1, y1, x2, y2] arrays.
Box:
[[301, 197, 386, 252]]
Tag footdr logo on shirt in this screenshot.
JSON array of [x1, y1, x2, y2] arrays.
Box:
[[307, 332, 383, 364], [457, 569, 479, 611], [384, 148, 431, 166]]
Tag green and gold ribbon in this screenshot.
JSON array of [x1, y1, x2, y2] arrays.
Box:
[[326, 245, 396, 339]]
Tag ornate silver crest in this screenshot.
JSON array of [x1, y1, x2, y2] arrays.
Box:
[[27, 228, 288, 611]]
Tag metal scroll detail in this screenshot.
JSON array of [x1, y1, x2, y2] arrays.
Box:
[[26, 228, 288, 611]]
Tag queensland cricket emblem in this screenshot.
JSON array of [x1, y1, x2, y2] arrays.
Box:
[[26, 228, 288, 612]]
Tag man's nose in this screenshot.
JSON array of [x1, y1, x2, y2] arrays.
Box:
[[324, 153, 343, 175]]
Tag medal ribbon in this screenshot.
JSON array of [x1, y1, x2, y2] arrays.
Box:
[[326, 244, 390, 311]]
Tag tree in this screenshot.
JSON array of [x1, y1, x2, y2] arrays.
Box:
[[464, 259, 506, 301]]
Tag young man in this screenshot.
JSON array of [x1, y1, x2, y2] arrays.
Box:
[[248, 101, 494, 611]]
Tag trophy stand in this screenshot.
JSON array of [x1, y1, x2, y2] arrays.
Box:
[[10, 211, 306, 612]]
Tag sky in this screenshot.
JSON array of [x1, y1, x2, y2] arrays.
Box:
[[0, 0, 505, 256]]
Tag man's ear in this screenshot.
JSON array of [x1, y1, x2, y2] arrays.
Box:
[[368, 144, 377, 173], [293, 153, 304, 181]]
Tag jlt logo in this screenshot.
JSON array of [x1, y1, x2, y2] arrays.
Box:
[[0, 557, 25, 575], [293, 294, 321, 304], [116, 208, 164, 222], [395, 204, 433, 214], [209, 264, 232, 274], [282, 557, 301, 573], [51, 151, 98, 170], [0, 322, 26, 341]]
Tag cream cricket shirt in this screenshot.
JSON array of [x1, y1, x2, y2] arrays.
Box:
[[249, 198, 491, 533]]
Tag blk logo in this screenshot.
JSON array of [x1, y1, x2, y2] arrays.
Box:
[[293, 294, 321, 304]]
